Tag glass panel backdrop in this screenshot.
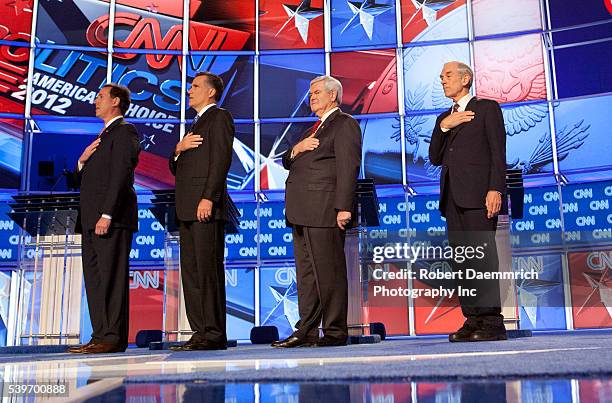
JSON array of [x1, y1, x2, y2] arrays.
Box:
[[0, 0, 610, 338], [2, 0, 611, 192]]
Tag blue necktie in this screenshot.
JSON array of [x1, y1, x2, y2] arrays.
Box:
[[187, 114, 200, 133]]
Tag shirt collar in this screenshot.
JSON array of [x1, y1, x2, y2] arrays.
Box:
[[197, 103, 216, 118], [319, 107, 339, 123], [455, 93, 474, 112], [105, 115, 123, 128]]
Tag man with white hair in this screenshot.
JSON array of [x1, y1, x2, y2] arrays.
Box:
[[429, 61, 507, 342], [272, 75, 362, 348]]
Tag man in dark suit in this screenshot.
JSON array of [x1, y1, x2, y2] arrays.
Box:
[[428, 61, 507, 342], [272, 75, 362, 348], [68, 84, 140, 354], [168, 72, 234, 351]]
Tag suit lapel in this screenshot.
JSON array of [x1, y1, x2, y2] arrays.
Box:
[[190, 105, 217, 133], [102, 117, 124, 137], [314, 109, 341, 138], [292, 109, 341, 163]]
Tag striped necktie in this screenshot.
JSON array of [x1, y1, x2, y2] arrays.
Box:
[[188, 113, 200, 133]]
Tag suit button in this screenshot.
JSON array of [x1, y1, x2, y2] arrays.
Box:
[[449, 147, 454, 152]]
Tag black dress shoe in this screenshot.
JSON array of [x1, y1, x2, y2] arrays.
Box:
[[171, 340, 227, 351], [316, 337, 347, 347], [271, 336, 316, 348], [470, 327, 507, 342], [67, 340, 96, 353], [169, 338, 201, 351], [449, 320, 479, 342]]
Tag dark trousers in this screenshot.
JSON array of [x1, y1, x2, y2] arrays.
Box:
[[442, 174, 503, 327], [81, 228, 132, 345], [292, 225, 348, 341], [179, 219, 226, 344]]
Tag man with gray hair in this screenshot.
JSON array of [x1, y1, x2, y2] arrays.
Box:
[[272, 75, 362, 348], [429, 61, 507, 342]]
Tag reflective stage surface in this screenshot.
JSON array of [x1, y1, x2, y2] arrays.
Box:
[[0, 335, 610, 401], [2, 378, 609, 402]]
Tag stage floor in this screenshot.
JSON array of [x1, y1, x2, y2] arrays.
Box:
[[0, 330, 610, 401]]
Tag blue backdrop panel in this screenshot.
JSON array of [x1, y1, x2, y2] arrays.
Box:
[[226, 202, 258, 261], [258, 201, 294, 262], [0, 119, 23, 190], [503, 102, 554, 176], [403, 42, 471, 112], [225, 267, 255, 340], [259, 265, 298, 340], [510, 186, 563, 248], [35, 0, 110, 47], [331, 0, 397, 49], [561, 181, 612, 246], [31, 49, 107, 117], [130, 207, 166, 262], [555, 94, 612, 176], [361, 117, 403, 185], [366, 195, 410, 255], [513, 253, 566, 330], [259, 53, 324, 119]]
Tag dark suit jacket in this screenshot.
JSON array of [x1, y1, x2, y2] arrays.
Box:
[[428, 97, 506, 212], [169, 106, 234, 222], [282, 109, 362, 228], [76, 118, 140, 233]]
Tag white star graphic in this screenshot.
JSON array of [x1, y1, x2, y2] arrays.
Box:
[[6, 0, 32, 15], [276, 0, 323, 44], [146, 2, 158, 13], [263, 282, 299, 328], [578, 270, 611, 318], [140, 133, 156, 150], [517, 278, 561, 327], [404, 0, 438, 31], [342, 0, 393, 40]]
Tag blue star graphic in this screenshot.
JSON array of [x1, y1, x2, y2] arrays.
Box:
[[276, 1, 323, 44], [342, 0, 393, 40]]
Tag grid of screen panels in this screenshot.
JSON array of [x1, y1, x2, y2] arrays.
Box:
[[0, 0, 611, 339], [0, 0, 610, 192]]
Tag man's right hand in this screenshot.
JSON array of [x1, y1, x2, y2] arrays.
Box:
[[78, 138, 101, 165], [292, 138, 319, 157], [440, 111, 475, 130], [175, 132, 203, 156]]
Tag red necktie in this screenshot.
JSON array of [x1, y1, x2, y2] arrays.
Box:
[[308, 120, 322, 138], [452, 103, 459, 113]]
